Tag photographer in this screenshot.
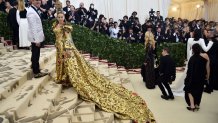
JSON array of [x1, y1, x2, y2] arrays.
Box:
[[129, 11, 138, 24], [94, 15, 109, 35], [63, 0, 71, 15], [86, 3, 98, 28], [109, 22, 119, 38], [124, 28, 136, 43], [135, 31, 144, 43], [75, 2, 87, 25], [66, 5, 76, 23], [155, 11, 163, 23], [119, 15, 131, 32], [132, 18, 141, 34], [149, 9, 155, 21]]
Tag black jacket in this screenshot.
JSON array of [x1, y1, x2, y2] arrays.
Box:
[[159, 55, 176, 82]]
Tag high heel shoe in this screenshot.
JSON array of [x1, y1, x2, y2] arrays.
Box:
[[187, 107, 196, 112], [195, 105, 200, 111]]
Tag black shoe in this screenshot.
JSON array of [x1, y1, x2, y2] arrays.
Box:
[[168, 96, 174, 100], [161, 95, 169, 100], [187, 107, 196, 112], [34, 72, 48, 78], [204, 89, 212, 94]]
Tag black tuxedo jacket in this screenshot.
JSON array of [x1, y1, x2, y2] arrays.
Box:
[[159, 55, 176, 82], [7, 7, 19, 29]]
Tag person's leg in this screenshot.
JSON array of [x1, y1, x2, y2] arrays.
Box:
[[163, 81, 174, 99], [195, 90, 204, 109], [31, 43, 40, 74], [158, 77, 169, 99], [158, 82, 168, 96], [185, 92, 190, 106], [187, 93, 196, 111]]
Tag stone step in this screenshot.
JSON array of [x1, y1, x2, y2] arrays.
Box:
[[72, 101, 95, 123], [50, 100, 95, 123], [94, 111, 114, 123], [97, 61, 109, 77], [16, 81, 62, 123], [0, 75, 50, 119], [0, 48, 56, 101], [0, 115, 9, 123], [0, 48, 7, 55], [0, 43, 4, 49], [115, 119, 132, 123], [0, 56, 56, 120], [48, 88, 79, 119], [5, 45, 13, 52], [117, 68, 135, 92]]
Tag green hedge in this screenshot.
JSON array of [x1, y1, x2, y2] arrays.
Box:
[[0, 12, 186, 68]]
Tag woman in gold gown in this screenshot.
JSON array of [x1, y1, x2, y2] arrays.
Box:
[[53, 12, 156, 123]]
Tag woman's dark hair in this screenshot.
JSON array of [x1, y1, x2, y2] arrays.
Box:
[[192, 43, 202, 55], [193, 29, 202, 41]]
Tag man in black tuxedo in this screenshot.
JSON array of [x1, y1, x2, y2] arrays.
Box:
[[7, 1, 19, 48], [155, 11, 163, 22], [158, 48, 176, 100], [63, 0, 71, 15], [124, 28, 136, 43], [155, 27, 164, 45], [135, 31, 144, 43]]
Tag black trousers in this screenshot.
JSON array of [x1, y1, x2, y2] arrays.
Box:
[[12, 27, 19, 47], [185, 90, 203, 106], [31, 43, 40, 74], [158, 76, 174, 97]]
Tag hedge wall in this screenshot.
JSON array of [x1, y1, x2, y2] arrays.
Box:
[[0, 12, 186, 68]]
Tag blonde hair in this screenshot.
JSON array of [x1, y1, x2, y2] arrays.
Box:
[[18, 0, 25, 11], [144, 31, 155, 48]]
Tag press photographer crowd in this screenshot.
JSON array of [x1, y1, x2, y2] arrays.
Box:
[[1, 0, 218, 44]]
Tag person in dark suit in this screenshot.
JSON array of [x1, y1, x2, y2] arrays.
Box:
[[86, 3, 98, 28], [184, 43, 209, 111], [63, 0, 70, 15], [75, 2, 87, 25], [155, 27, 164, 45], [135, 31, 144, 43], [204, 30, 218, 92], [158, 47, 176, 100], [155, 11, 163, 23], [7, 1, 19, 47], [124, 28, 136, 43]]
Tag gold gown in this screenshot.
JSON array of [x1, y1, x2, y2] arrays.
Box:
[[53, 23, 156, 123]]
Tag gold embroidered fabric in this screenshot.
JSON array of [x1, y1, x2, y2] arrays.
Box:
[[53, 24, 156, 123]]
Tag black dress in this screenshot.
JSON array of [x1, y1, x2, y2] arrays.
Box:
[[207, 41, 218, 90], [143, 43, 155, 89], [184, 54, 207, 106]]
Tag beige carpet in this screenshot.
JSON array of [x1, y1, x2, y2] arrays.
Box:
[[128, 73, 218, 123]]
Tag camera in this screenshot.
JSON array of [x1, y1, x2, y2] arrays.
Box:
[[149, 8, 155, 21]]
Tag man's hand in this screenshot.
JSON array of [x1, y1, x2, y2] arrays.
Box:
[[35, 42, 41, 47]]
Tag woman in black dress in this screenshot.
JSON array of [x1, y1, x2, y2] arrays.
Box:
[[184, 43, 210, 111], [143, 26, 156, 89]]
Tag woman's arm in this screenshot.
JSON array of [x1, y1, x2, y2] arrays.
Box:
[[200, 39, 213, 52], [187, 38, 191, 60], [16, 10, 20, 25], [200, 53, 210, 80]]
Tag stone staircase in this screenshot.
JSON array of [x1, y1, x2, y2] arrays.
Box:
[[0, 38, 13, 56], [0, 46, 136, 123]]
